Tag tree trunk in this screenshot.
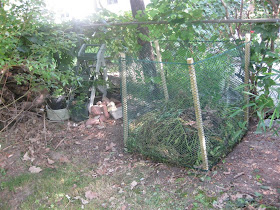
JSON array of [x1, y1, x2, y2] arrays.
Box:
[[130, 0, 160, 97], [130, 0, 154, 60]]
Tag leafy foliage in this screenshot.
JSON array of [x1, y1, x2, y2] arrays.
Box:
[[0, 0, 279, 130], [0, 0, 81, 95]]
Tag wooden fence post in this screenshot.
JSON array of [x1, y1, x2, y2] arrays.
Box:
[[187, 58, 209, 171], [120, 53, 128, 147], [244, 33, 251, 125]]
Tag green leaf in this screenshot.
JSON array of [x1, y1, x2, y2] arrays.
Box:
[[229, 109, 243, 118], [255, 192, 262, 197]]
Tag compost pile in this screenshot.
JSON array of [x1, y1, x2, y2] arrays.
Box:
[[127, 104, 245, 168]]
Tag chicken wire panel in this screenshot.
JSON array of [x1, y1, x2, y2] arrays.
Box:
[[124, 59, 204, 167], [192, 44, 247, 167], [122, 42, 248, 169]]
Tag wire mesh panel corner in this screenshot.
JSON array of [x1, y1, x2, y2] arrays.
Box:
[[121, 41, 248, 170]]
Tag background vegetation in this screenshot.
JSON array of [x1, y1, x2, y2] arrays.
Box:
[[0, 0, 279, 129]]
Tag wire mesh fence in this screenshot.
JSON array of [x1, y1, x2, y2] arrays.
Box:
[[120, 39, 250, 170]]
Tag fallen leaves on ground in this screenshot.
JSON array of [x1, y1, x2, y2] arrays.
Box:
[[85, 190, 98, 200], [74, 196, 89, 205], [130, 181, 138, 190], [213, 193, 229, 209], [105, 142, 116, 152], [29, 166, 42, 173], [47, 158, 55, 164], [59, 156, 70, 163], [96, 167, 107, 176], [22, 152, 34, 162]]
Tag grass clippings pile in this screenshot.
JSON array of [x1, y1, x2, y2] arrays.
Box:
[[127, 104, 246, 168]]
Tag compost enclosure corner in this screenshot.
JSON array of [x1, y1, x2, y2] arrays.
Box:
[[120, 38, 250, 170]]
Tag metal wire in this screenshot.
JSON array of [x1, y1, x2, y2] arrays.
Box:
[[120, 40, 248, 169]]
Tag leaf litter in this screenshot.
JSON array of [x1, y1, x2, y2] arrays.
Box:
[[28, 166, 42, 173], [0, 117, 279, 209]]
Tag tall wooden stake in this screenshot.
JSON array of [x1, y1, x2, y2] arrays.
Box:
[[187, 58, 209, 171], [244, 33, 251, 125], [120, 54, 128, 147]]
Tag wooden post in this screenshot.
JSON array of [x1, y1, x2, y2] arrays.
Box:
[[154, 40, 169, 102], [120, 54, 128, 147], [187, 58, 209, 171], [244, 33, 251, 125]]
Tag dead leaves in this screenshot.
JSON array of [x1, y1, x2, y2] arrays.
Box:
[[29, 166, 42, 173], [22, 146, 37, 162], [83, 134, 95, 141], [213, 193, 229, 209], [214, 192, 255, 209], [223, 171, 231, 175], [73, 196, 89, 205], [85, 190, 98, 200], [59, 156, 70, 163], [96, 167, 107, 176], [22, 152, 35, 162], [105, 142, 116, 152], [62, 190, 97, 209], [47, 158, 55, 165], [130, 181, 138, 190], [23, 146, 68, 167]]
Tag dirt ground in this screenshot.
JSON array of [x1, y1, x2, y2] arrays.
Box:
[[0, 116, 279, 209]]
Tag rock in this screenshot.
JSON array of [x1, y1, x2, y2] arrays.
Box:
[[102, 103, 110, 119], [86, 117, 100, 126], [99, 115, 107, 123], [110, 106, 122, 120], [102, 97, 110, 104], [91, 105, 103, 116], [97, 125, 105, 130], [86, 124, 92, 128]]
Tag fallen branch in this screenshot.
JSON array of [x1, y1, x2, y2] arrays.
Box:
[[0, 91, 30, 111], [55, 137, 66, 150], [43, 113, 47, 142], [233, 172, 245, 179], [1, 138, 34, 152]]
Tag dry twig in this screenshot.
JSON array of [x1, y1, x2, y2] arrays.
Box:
[[55, 137, 66, 150]]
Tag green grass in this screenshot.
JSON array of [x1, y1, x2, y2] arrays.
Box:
[[194, 189, 217, 208], [0, 163, 198, 209], [0, 162, 278, 210], [0, 165, 95, 209], [20, 166, 94, 209], [1, 173, 32, 192]]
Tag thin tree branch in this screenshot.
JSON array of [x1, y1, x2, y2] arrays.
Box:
[[237, 0, 244, 39], [220, 0, 234, 36]]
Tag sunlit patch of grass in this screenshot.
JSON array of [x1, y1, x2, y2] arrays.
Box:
[[20, 166, 95, 209], [1, 173, 32, 192]]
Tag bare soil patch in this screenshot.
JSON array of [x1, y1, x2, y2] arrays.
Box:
[[0, 116, 279, 209]]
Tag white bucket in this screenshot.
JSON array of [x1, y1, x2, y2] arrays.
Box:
[[46, 106, 70, 121]]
